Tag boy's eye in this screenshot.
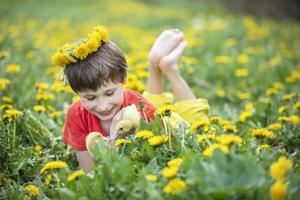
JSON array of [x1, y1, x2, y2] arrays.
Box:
[[106, 92, 114, 96], [87, 96, 95, 101]]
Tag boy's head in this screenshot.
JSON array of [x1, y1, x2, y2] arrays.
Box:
[[53, 26, 129, 121], [64, 41, 127, 93]]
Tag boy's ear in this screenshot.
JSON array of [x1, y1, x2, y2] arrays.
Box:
[[121, 74, 127, 84]]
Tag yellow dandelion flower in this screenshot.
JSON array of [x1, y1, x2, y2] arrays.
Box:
[[0, 50, 9, 59], [148, 135, 168, 146], [225, 38, 236, 47], [181, 56, 198, 65], [36, 91, 55, 101], [236, 92, 250, 100], [50, 82, 72, 93], [270, 56, 281, 66], [267, 123, 282, 131], [115, 139, 131, 147], [216, 134, 242, 145], [215, 55, 232, 64], [72, 95, 80, 102], [237, 54, 249, 64], [34, 144, 42, 152], [26, 50, 36, 60], [94, 25, 109, 42], [136, 130, 154, 139], [89, 31, 102, 42], [288, 115, 299, 124], [270, 156, 292, 181], [210, 116, 221, 123], [73, 43, 89, 60], [222, 124, 237, 133], [197, 134, 216, 143], [52, 51, 76, 67], [270, 181, 287, 200], [45, 175, 52, 185], [85, 37, 99, 53], [50, 111, 60, 119], [278, 106, 287, 113], [6, 63, 20, 74], [266, 88, 278, 96], [251, 128, 276, 139], [0, 104, 13, 110], [215, 89, 225, 97], [67, 170, 85, 182], [278, 116, 289, 122], [244, 102, 254, 111], [256, 144, 271, 154], [190, 119, 210, 132], [163, 178, 187, 194], [40, 160, 68, 174], [168, 158, 184, 168], [145, 174, 157, 182], [262, 97, 271, 104], [282, 93, 295, 101], [2, 96, 12, 104], [273, 82, 284, 90], [61, 43, 74, 51], [33, 105, 46, 113], [155, 104, 176, 117], [294, 102, 300, 110], [234, 68, 249, 77], [0, 78, 10, 91], [161, 166, 179, 179], [2, 109, 23, 122], [24, 185, 39, 196], [285, 75, 295, 83], [239, 111, 253, 122], [203, 143, 229, 157], [219, 119, 231, 126], [35, 82, 49, 91]]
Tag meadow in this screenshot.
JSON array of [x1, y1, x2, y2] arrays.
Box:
[[0, 0, 299, 199]]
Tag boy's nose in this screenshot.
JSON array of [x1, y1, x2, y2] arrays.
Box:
[[95, 100, 109, 112]]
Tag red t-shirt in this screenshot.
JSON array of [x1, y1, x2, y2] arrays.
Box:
[[62, 89, 156, 151]]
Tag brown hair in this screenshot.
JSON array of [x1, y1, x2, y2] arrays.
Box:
[[64, 41, 127, 92]]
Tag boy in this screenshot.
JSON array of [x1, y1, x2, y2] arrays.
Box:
[[57, 27, 209, 172]]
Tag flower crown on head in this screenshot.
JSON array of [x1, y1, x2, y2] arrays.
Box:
[[52, 25, 109, 67]]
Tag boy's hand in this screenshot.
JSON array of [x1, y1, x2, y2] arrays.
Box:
[[149, 29, 184, 69], [105, 108, 125, 148]]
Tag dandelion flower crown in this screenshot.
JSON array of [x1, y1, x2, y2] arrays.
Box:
[[52, 25, 109, 67]]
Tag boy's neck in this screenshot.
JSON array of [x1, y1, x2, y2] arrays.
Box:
[[100, 120, 112, 136]]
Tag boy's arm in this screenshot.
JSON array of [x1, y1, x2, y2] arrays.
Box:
[[76, 151, 94, 173]]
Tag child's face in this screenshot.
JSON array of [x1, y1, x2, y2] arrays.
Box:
[[78, 81, 124, 122]]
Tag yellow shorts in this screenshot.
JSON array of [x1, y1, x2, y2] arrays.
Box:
[[143, 91, 209, 125]]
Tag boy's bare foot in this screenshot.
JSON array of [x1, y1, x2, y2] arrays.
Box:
[[149, 29, 184, 69], [158, 40, 188, 75]]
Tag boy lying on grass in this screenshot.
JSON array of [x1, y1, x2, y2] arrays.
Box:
[[52, 26, 208, 172]]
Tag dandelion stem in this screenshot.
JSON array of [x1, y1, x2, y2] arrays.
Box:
[[163, 118, 172, 150], [12, 121, 16, 153], [7, 124, 10, 149]]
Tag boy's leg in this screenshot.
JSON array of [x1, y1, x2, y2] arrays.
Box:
[[147, 30, 184, 94], [159, 40, 196, 101]]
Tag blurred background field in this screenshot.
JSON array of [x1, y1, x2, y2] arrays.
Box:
[[0, 0, 300, 199]]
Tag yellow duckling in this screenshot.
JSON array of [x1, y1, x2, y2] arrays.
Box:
[[115, 104, 141, 136], [85, 131, 102, 158]]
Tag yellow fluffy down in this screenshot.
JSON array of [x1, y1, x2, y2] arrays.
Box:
[[85, 131, 102, 158], [115, 104, 141, 135]]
